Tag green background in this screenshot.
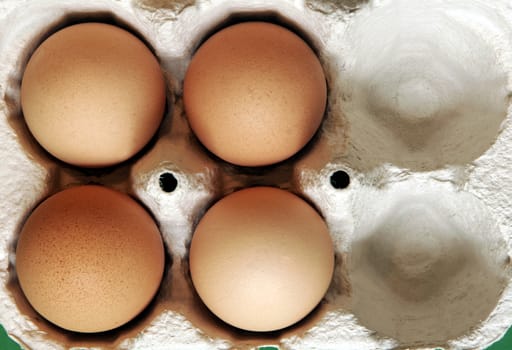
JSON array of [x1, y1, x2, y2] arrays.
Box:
[[0, 325, 22, 350], [487, 327, 512, 350], [1, 324, 511, 350]]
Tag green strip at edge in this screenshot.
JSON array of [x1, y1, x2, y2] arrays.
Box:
[[0, 325, 22, 350], [1, 324, 511, 349]]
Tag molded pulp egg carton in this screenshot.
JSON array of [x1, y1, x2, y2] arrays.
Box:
[[1, 0, 512, 349]]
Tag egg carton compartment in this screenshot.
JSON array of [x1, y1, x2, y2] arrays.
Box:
[[1, 0, 512, 349]]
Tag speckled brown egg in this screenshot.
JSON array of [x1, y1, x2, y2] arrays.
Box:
[[15, 185, 165, 333], [183, 21, 327, 167], [189, 186, 334, 332], [20, 22, 166, 168]]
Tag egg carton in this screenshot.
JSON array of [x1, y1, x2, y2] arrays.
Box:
[[1, 0, 512, 349]]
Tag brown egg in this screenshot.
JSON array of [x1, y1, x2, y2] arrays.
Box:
[[183, 21, 327, 167], [15, 185, 165, 333], [21, 22, 166, 167], [189, 186, 334, 332]]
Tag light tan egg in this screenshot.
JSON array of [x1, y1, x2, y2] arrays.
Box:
[[189, 186, 334, 332], [15, 185, 165, 333], [183, 21, 327, 167], [20, 22, 166, 167]]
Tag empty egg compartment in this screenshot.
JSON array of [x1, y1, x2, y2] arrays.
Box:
[[337, 0, 512, 172], [348, 179, 510, 347], [1, 0, 512, 350]]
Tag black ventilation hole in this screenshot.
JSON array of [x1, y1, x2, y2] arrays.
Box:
[[159, 172, 178, 193], [330, 170, 350, 189]]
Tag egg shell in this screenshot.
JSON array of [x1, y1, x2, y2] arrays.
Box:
[[183, 21, 327, 167], [189, 186, 334, 332], [20, 22, 166, 168], [15, 185, 165, 333]]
